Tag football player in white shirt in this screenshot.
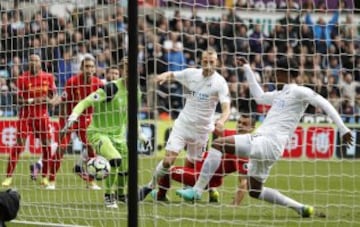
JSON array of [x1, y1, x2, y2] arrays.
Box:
[[176, 57, 353, 217], [139, 48, 231, 201]]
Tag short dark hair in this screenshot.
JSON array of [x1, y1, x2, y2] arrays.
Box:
[[240, 114, 256, 127], [276, 57, 299, 78], [106, 66, 119, 73]]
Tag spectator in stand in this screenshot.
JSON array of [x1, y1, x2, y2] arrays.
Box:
[[169, 10, 182, 31], [339, 72, 360, 106], [190, 8, 203, 28], [77, 7, 96, 39], [112, 9, 127, 33], [30, 12, 43, 34], [305, 8, 340, 54], [56, 47, 73, 93], [339, 96, 355, 122], [249, 24, 267, 54], [162, 36, 187, 119], [0, 77, 13, 117], [232, 24, 248, 54], [234, 0, 251, 8], [299, 23, 314, 53], [163, 33, 186, 72]]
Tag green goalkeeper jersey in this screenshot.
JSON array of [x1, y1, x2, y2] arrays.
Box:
[[71, 78, 138, 137]]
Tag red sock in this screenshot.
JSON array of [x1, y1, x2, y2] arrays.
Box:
[[41, 145, 51, 178], [157, 174, 170, 198], [6, 145, 23, 177], [87, 146, 95, 159], [49, 151, 64, 181]]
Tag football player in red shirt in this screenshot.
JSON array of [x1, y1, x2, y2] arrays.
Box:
[[2, 53, 59, 187], [152, 114, 255, 204], [45, 55, 105, 190]]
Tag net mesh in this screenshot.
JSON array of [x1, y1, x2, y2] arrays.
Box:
[[0, 0, 359, 226]]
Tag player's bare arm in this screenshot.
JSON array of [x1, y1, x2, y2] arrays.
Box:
[[155, 72, 175, 85], [232, 176, 247, 206], [305, 88, 354, 147], [215, 102, 230, 132]]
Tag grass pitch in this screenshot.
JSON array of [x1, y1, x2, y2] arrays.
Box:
[[1, 155, 359, 227], [1, 120, 360, 227]]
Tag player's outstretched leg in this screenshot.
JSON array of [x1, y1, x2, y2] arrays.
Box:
[[176, 188, 201, 201], [300, 205, 314, 218], [250, 183, 315, 218]]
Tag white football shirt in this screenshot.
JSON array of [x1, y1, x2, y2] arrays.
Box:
[[173, 68, 230, 133], [243, 64, 349, 145]]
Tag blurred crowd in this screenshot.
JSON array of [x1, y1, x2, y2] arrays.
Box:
[[0, 1, 359, 122]]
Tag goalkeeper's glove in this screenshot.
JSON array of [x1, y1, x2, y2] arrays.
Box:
[[139, 132, 152, 151], [60, 113, 79, 139]]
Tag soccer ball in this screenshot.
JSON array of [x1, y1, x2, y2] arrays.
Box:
[[86, 156, 111, 180]]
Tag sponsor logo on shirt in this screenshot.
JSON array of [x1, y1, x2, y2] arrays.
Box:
[[189, 91, 209, 101], [272, 98, 286, 109], [92, 94, 100, 100]]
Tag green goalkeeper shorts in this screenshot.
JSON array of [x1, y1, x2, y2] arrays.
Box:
[[87, 132, 128, 172]]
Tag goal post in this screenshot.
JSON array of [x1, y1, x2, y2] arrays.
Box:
[[0, 0, 359, 227]]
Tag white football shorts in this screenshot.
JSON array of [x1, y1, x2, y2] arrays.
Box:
[[165, 123, 209, 163], [234, 133, 284, 183]]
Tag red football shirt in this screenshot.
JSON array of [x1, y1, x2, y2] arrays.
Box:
[[62, 74, 103, 127], [17, 71, 56, 118]]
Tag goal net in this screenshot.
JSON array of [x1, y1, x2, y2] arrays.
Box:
[[0, 0, 359, 226]]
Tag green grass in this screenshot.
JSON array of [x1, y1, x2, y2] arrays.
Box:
[[1, 119, 360, 227], [1, 156, 360, 227]]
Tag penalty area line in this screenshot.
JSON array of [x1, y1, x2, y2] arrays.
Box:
[[11, 220, 92, 227]]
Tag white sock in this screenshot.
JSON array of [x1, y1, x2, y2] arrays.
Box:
[[193, 148, 222, 195], [147, 160, 169, 189], [37, 159, 43, 168], [258, 187, 304, 213]]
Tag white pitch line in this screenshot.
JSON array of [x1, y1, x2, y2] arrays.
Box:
[[11, 220, 91, 227]]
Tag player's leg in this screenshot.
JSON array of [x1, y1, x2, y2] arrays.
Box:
[[139, 128, 185, 201], [113, 141, 128, 203], [36, 117, 53, 186], [139, 150, 179, 201], [75, 129, 100, 189], [2, 119, 28, 187], [154, 156, 190, 200], [177, 134, 250, 201], [170, 166, 198, 186], [31, 138, 57, 181], [248, 176, 313, 217], [90, 133, 121, 208], [182, 158, 223, 202], [46, 133, 71, 189], [247, 136, 314, 217]]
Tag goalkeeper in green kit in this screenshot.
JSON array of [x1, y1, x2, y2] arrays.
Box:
[[61, 58, 149, 208]]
